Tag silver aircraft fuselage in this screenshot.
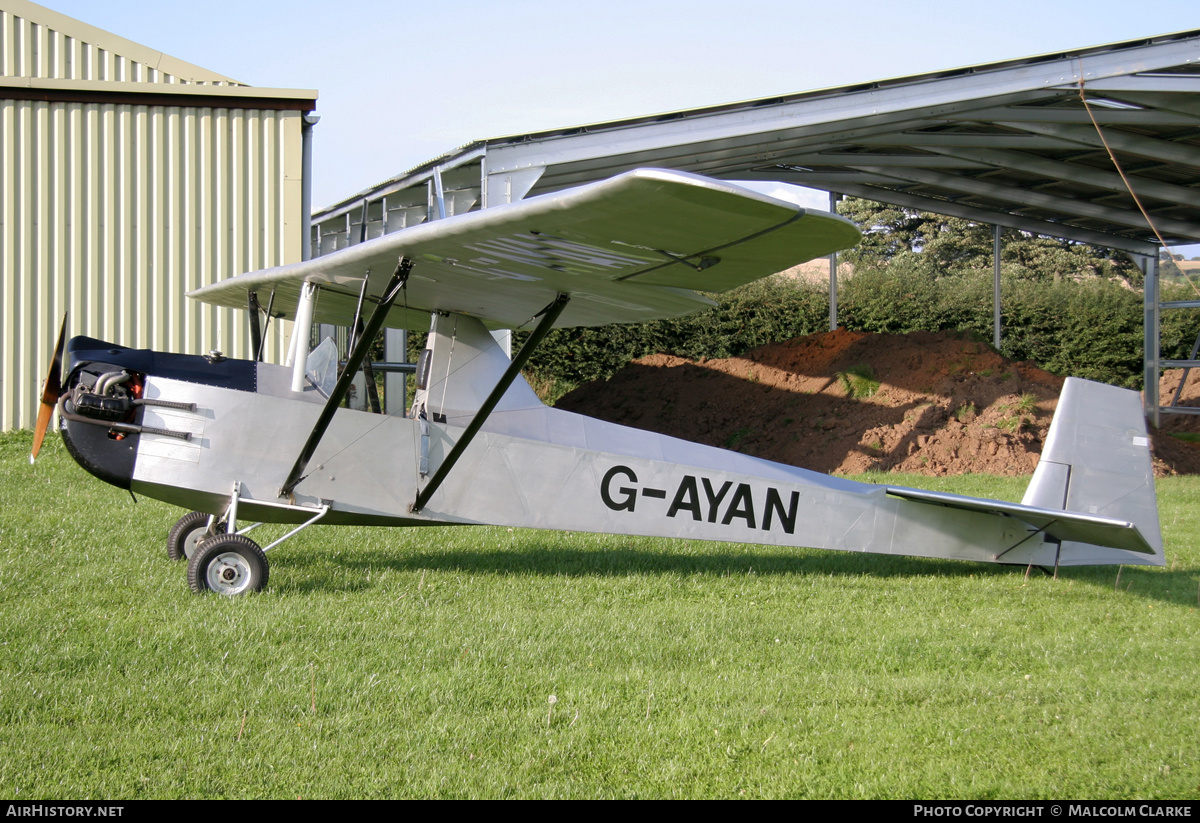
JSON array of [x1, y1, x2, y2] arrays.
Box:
[[58, 312, 1163, 572]]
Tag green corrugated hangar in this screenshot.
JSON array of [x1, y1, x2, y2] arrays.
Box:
[[0, 0, 316, 431]]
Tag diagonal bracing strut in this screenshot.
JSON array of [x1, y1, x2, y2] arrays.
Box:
[[278, 257, 413, 497], [410, 292, 571, 513]]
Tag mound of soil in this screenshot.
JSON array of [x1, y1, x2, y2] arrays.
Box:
[[555, 329, 1200, 477]]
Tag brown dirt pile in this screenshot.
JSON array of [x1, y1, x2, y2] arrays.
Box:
[[1153, 368, 1200, 474], [555, 329, 1200, 477]]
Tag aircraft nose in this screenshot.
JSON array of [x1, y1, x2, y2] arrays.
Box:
[[59, 412, 139, 490], [57, 337, 142, 490]]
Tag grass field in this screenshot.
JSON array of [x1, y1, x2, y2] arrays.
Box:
[[2, 431, 1198, 799]]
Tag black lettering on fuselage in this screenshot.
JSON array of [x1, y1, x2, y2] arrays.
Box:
[[701, 478, 732, 523], [601, 466, 801, 536], [763, 488, 800, 535], [667, 475, 702, 520], [601, 465, 639, 512], [721, 483, 756, 528]]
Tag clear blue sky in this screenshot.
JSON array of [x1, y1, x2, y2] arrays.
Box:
[[43, 0, 1200, 253]]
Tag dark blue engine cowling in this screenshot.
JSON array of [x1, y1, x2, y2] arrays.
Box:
[[66, 336, 258, 392], [59, 336, 258, 490]]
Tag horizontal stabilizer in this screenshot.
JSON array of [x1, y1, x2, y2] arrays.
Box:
[[884, 486, 1155, 555], [887, 377, 1162, 564]]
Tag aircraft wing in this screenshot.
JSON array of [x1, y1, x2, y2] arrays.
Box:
[[188, 169, 861, 330]]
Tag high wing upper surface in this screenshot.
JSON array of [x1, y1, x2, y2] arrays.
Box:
[[188, 169, 862, 331]]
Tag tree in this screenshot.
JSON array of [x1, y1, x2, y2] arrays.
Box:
[[838, 198, 1140, 283]]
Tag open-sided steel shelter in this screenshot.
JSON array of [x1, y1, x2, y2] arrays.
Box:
[[312, 29, 1200, 424]]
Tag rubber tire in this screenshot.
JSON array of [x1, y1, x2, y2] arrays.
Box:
[[187, 534, 269, 596], [167, 511, 215, 561]]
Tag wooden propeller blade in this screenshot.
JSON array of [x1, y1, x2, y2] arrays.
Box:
[[31, 314, 68, 462]]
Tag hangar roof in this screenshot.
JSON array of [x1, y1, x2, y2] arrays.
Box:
[[315, 29, 1200, 257], [1, 0, 316, 110]]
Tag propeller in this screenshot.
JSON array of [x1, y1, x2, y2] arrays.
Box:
[[30, 314, 68, 464]]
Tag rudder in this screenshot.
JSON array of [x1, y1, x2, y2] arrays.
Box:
[[1021, 377, 1163, 566]]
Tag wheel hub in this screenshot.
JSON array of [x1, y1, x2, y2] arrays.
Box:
[[206, 552, 251, 595], [183, 529, 206, 559]]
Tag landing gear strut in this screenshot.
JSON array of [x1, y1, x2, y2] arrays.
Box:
[[171, 481, 329, 596]]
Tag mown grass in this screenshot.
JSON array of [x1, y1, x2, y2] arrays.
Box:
[[2, 431, 1198, 799]]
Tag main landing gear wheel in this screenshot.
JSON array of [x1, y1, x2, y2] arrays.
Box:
[[187, 534, 269, 596], [166, 511, 215, 561]]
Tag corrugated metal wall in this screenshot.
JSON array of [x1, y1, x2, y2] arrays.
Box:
[[1, 0, 238, 84], [0, 3, 306, 431]]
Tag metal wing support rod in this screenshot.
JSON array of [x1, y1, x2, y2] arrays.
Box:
[[279, 257, 414, 498], [410, 292, 571, 514]]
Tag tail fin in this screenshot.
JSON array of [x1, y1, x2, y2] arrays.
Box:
[[1022, 377, 1163, 566]]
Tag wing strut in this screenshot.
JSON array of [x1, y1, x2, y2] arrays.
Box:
[[278, 257, 414, 498], [345, 272, 383, 413], [256, 288, 276, 363], [410, 292, 571, 514], [247, 291, 262, 362]]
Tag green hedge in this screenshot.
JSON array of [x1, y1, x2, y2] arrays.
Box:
[[520, 276, 830, 395], [516, 266, 1200, 398], [836, 264, 1200, 389]]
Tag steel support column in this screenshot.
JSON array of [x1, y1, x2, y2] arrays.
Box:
[[1143, 254, 1160, 426], [301, 114, 320, 262], [993, 225, 1003, 350], [431, 167, 447, 221], [385, 328, 408, 415], [829, 191, 840, 331]]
